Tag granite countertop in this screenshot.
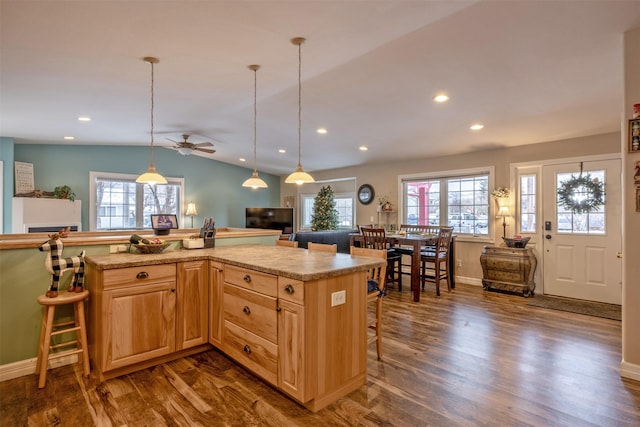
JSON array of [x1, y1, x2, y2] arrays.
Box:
[[86, 244, 385, 281]]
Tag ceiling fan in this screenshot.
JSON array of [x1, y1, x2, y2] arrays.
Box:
[[167, 134, 216, 156]]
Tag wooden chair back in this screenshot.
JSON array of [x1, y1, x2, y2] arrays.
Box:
[[399, 224, 440, 235], [360, 227, 387, 250], [436, 227, 454, 257], [350, 246, 387, 359], [307, 242, 337, 253], [276, 239, 299, 248]]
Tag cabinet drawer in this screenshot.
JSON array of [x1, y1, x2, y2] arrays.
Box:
[[485, 257, 522, 271], [103, 264, 176, 288], [224, 265, 277, 297], [224, 284, 277, 343], [485, 269, 524, 283], [278, 276, 304, 304], [223, 320, 278, 386]]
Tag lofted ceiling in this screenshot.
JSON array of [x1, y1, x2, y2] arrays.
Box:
[[1, 1, 639, 175]]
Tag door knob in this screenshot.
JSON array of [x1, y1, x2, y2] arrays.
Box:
[[545, 234, 552, 240]]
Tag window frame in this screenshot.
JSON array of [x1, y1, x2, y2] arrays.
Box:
[[89, 171, 185, 231], [398, 166, 495, 242], [299, 191, 355, 231]]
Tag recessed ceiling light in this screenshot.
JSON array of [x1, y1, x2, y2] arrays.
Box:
[[317, 128, 327, 134], [278, 149, 286, 154], [63, 136, 75, 140], [239, 158, 246, 162], [470, 123, 484, 130], [359, 146, 368, 151], [433, 94, 449, 103], [78, 116, 91, 122]]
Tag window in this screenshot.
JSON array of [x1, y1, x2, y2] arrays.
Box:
[[401, 168, 491, 236], [519, 174, 536, 233], [300, 192, 354, 230], [556, 170, 605, 234], [90, 172, 184, 231]]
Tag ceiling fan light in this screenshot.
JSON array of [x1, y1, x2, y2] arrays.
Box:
[[177, 146, 192, 156], [242, 171, 268, 189], [285, 164, 314, 185], [136, 164, 168, 185]]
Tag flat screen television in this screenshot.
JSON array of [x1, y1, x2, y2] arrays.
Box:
[[245, 207, 294, 234]]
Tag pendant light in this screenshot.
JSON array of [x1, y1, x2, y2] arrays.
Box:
[[136, 57, 167, 185], [242, 64, 268, 189], [285, 37, 315, 185]]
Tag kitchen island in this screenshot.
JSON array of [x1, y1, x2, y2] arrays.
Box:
[[85, 245, 385, 412]]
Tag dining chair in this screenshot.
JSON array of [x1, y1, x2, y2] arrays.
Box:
[[360, 227, 402, 289], [350, 246, 387, 359], [420, 227, 454, 296], [307, 242, 337, 253], [276, 239, 299, 248]]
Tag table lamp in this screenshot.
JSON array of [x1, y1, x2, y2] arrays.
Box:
[[497, 205, 510, 238], [185, 202, 198, 228]]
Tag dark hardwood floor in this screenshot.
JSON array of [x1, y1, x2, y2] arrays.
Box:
[[2, 283, 639, 426]]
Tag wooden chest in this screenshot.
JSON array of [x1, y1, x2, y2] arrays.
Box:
[[480, 245, 537, 297]]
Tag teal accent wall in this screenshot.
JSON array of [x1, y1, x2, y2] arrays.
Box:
[[13, 144, 281, 229], [0, 138, 15, 233]]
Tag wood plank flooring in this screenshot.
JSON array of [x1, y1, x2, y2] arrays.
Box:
[[2, 283, 639, 426]]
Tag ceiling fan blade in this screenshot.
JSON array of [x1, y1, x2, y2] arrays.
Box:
[[194, 147, 216, 154], [193, 142, 213, 148], [166, 137, 180, 144]]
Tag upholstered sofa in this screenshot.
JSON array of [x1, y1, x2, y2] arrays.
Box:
[[291, 229, 359, 254]]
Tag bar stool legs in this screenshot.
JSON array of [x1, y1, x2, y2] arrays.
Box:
[[35, 290, 90, 388]]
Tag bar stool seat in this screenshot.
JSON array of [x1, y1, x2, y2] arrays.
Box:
[[35, 289, 90, 388]]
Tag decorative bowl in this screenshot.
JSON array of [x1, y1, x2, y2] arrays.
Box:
[[502, 237, 531, 248], [134, 242, 170, 254]]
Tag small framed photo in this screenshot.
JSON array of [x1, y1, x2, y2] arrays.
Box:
[[150, 214, 178, 230], [629, 119, 640, 153]]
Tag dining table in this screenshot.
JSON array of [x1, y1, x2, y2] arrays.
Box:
[[350, 232, 456, 302]]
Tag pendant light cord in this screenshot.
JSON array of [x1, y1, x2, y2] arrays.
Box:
[[150, 60, 156, 167], [297, 39, 302, 167], [253, 66, 258, 172]]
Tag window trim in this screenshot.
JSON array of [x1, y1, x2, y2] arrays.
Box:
[[299, 191, 355, 231], [89, 171, 185, 231], [398, 166, 495, 242]]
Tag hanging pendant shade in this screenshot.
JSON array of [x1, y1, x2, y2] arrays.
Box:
[[242, 64, 268, 189], [285, 37, 314, 185], [137, 57, 167, 185]]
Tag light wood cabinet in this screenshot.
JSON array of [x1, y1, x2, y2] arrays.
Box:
[[208, 261, 224, 347], [177, 260, 209, 350], [212, 264, 367, 412], [87, 261, 210, 380]]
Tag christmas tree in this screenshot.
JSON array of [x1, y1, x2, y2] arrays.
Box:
[[311, 185, 339, 231]]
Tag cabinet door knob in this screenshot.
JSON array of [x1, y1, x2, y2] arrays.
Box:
[[284, 284, 295, 294], [136, 272, 149, 279], [171, 289, 176, 292], [243, 344, 252, 354], [243, 274, 252, 283], [276, 307, 282, 312], [242, 305, 251, 315]]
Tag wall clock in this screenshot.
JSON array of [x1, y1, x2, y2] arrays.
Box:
[[357, 184, 375, 205]]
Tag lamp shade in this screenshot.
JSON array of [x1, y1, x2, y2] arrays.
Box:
[[185, 202, 198, 216], [242, 171, 268, 189], [285, 164, 315, 185], [136, 165, 168, 185], [497, 205, 511, 217]]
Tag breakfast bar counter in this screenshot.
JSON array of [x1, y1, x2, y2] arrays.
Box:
[[85, 245, 385, 412]]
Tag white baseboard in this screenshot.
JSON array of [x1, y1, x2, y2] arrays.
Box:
[[620, 360, 640, 382], [456, 276, 482, 287], [0, 354, 78, 382]]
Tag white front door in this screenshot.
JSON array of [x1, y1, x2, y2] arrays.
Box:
[[541, 159, 622, 304]]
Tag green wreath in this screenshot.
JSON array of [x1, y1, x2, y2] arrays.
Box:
[[557, 173, 604, 214]]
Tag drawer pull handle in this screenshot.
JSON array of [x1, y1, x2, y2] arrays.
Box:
[[243, 344, 252, 354], [285, 284, 295, 294], [243, 274, 252, 283], [242, 306, 251, 315], [136, 272, 149, 279]]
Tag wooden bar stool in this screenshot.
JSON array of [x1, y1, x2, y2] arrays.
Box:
[[35, 289, 90, 388]]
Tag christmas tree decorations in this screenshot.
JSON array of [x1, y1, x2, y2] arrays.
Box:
[[311, 186, 339, 231]]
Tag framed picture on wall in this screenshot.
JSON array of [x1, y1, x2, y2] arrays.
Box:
[[630, 119, 640, 153]]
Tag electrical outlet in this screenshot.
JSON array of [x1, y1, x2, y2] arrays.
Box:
[[331, 290, 346, 307], [456, 259, 462, 267]]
